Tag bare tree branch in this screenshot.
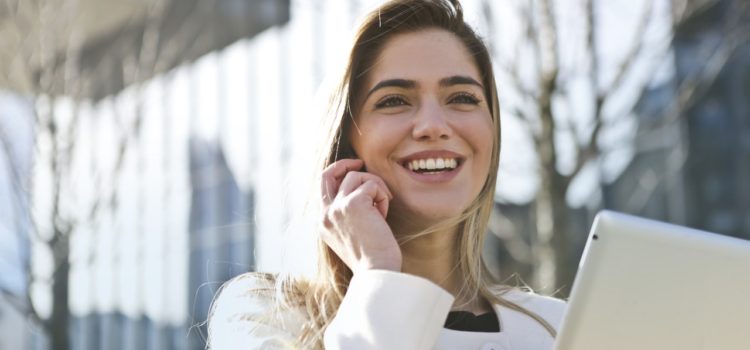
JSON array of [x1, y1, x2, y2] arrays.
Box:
[[489, 207, 533, 264], [0, 287, 43, 326], [601, 1, 655, 99], [1, 2, 175, 349], [537, 0, 559, 83], [499, 60, 538, 110], [494, 0, 541, 132], [624, 146, 689, 214], [535, 0, 561, 178], [488, 0, 748, 294], [672, 0, 723, 26], [564, 0, 602, 185]]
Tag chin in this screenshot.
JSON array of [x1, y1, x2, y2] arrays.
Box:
[[397, 196, 471, 224]]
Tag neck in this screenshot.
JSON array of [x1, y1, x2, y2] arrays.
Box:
[[390, 216, 490, 314], [399, 225, 461, 293]]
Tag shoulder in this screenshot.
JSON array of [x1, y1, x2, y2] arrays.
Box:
[[216, 272, 277, 300], [493, 287, 568, 329], [210, 273, 278, 324], [208, 273, 306, 349]]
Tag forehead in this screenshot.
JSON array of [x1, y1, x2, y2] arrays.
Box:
[[366, 28, 481, 87]]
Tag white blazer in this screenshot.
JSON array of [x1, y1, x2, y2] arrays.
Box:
[[209, 270, 566, 350]]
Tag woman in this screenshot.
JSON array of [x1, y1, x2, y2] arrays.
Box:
[[208, 1, 566, 349]]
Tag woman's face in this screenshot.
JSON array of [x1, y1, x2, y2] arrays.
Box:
[[349, 28, 494, 223]]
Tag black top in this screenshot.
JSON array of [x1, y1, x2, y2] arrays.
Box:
[[444, 309, 500, 332]]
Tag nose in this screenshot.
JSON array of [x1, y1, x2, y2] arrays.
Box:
[[412, 98, 452, 141]]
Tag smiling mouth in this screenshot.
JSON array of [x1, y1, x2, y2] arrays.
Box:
[[402, 157, 462, 174]]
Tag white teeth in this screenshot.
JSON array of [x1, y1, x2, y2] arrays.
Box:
[[426, 159, 436, 170], [406, 157, 459, 172], [436, 158, 445, 169]]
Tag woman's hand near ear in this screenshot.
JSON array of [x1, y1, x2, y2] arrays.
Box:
[[320, 159, 402, 273]]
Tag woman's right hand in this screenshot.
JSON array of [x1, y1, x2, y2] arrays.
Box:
[[320, 158, 402, 273]]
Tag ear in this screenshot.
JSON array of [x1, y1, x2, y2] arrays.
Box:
[[339, 124, 359, 160], [340, 146, 359, 160]]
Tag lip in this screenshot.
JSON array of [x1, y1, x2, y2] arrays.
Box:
[[396, 150, 465, 184]]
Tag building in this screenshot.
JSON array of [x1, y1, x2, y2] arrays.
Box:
[[0, 93, 35, 350], [607, 0, 750, 241], [1, 0, 291, 349]]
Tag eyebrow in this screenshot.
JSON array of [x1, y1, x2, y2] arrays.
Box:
[[364, 75, 483, 101], [439, 75, 483, 89]]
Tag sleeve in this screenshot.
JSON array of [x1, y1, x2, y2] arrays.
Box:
[[207, 274, 304, 350], [324, 270, 455, 350]]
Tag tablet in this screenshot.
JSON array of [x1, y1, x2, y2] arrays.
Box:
[[554, 210, 750, 350]]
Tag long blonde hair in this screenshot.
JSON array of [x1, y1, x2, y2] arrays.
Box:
[[211, 1, 556, 348]]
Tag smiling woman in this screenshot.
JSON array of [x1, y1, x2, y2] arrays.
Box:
[[207, 1, 565, 349], [351, 28, 494, 223]]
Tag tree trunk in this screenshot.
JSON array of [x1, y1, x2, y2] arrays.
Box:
[[48, 234, 70, 350], [533, 168, 571, 295], [549, 175, 573, 296], [533, 179, 556, 291]]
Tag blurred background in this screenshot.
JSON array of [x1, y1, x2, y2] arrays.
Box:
[[0, 0, 748, 349]]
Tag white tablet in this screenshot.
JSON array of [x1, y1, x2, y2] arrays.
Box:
[[554, 210, 750, 350]]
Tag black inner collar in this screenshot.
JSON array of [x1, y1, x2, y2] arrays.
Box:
[[444, 309, 501, 332]]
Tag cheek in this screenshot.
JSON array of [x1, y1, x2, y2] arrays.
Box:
[[350, 122, 373, 159], [466, 118, 495, 183], [464, 117, 495, 157], [479, 126, 494, 153], [352, 119, 402, 163], [351, 132, 392, 175]]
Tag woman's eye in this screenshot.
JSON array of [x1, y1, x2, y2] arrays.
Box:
[[374, 96, 408, 109], [449, 92, 480, 105]]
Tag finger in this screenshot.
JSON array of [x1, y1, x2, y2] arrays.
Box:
[[374, 190, 389, 219], [349, 180, 390, 218], [338, 171, 392, 199], [321, 159, 364, 205]]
